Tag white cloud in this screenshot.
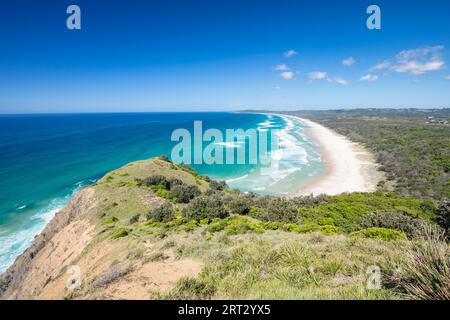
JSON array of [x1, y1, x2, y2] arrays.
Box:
[[342, 57, 356, 66], [370, 45, 445, 75], [360, 74, 379, 82], [280, 71, 294, 80], [396, 45, 443, 61], [328, 77, 348, 85], [370, 61, 391, 71], [445, 76, 450, 81], [393, 59, 444, 75], [274, 64, 289, 71], [308, 71, 327, 80], [284, 50, 297, 58]]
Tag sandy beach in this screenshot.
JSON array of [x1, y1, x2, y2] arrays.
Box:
[[285, 115, 383, 196]]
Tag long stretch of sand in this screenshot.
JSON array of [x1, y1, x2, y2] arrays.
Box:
[[285, 115, 383, 196]]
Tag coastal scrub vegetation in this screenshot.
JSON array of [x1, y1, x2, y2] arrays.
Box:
[[80, 156, 448, 300]]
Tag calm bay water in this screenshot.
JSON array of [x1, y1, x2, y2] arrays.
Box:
[[0, 112, 323, 272]]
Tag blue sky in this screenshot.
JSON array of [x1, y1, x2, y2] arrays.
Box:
[[1, 0, 450, 113]]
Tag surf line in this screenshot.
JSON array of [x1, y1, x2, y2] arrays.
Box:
[[170, 121, 280, 166]]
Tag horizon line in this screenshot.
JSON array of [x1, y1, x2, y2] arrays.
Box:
[[0, 107, 449, 116]]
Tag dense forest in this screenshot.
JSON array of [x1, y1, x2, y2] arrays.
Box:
[[282, 109, 450, 200]]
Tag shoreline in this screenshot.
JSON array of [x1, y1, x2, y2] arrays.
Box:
[[280, 115, 382, 196]]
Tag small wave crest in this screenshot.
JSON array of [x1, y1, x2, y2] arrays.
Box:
[[0, 179, 93, 273]]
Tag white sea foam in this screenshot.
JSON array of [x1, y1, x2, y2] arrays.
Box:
[[0, 180, 91, 273], [227, 114, 323, 195], [214, 141, 243, 148], [225, 169, 255, 183], [0, 202, 65, 273]]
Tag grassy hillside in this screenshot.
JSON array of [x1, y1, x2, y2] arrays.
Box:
[[2, 156, 448, 300], [29, 156, 449, 299]]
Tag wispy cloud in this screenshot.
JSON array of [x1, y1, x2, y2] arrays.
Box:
[[393, 60, 444, 75], [445, 76, 450, 81], [328, 77, 348, 85], [280, 71, 294, 80], [284, 50, 297, 58], [342, 57, 356, 66], [370, 45, 445, 75], [274, 64, 289, 71], [308, 71, 327, 80], [360, 74, 379, 82], [370, 61, 391, 72]]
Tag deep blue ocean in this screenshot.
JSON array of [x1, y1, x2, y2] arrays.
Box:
[[0, 112, 323, 272]]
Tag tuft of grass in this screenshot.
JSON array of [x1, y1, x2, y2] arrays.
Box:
[[167, 277, 216, 300], [147, 252, 166, 262], [350, 227, 406, 241], [386, 226, 450, 300], [168, 233, 401, 299]]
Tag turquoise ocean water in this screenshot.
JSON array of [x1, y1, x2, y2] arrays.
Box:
[[0, 112, 323, 272]]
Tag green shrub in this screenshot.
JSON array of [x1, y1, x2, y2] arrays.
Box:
[[227, 193, 255, 215], [315, 217, 335, 226], [201, 175, 212, 182], [199, 218, 211, 225], [225, 217, 264, 235], [297, 192, 436, 232], [247, 206, 267, 220], [180, 220, 198, 232], [183, 194, 229, 221], [143, 175, 170, 189], [102, 216, 118, 224], [436, 199, 450, 236], [112, 228, 129, 239], [168, 178, 184, 187], [147, 202, 175, 222], [165, 216, 187, 228], [350, 227, 406, 241], [281, 223, 300, 233], [263, 221, 285, 230], [296, 223, 339, 235], [206, 220, 228, 233], [255, 197, 298, 223], [150, 185, 171, 199], [357, 211, 430, 239], [209, 180, 227, 191], [317, 225, 339, 235], [128, 214, 140, 225], [169, 184, 201, 203], [144, 219, 159, 227]]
